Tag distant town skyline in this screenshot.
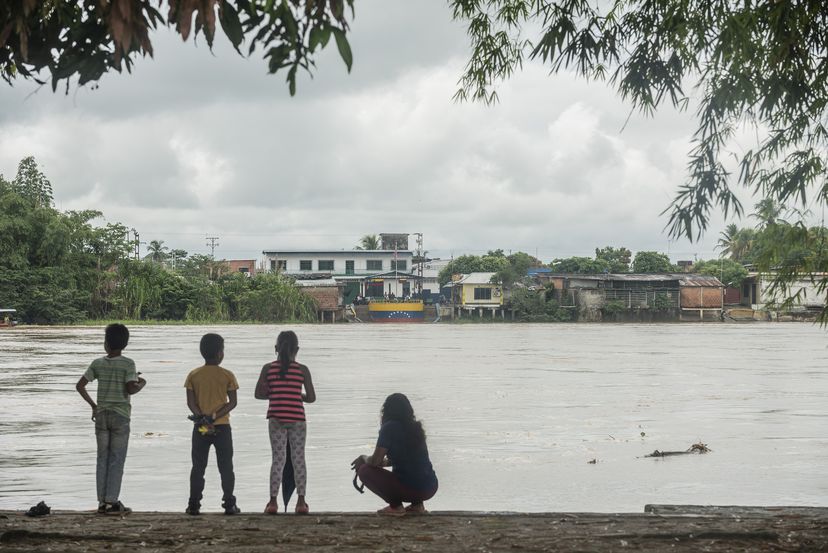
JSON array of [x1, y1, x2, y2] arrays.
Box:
[[0, 1, 770, 264]]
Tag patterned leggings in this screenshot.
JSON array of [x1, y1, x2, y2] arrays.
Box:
[[268, 419, 307, 497]]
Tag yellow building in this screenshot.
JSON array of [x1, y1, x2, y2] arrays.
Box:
[[454, 272, 503, 307]]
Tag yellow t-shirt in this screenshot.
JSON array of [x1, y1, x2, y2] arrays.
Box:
[[184, 365, 240, 425]]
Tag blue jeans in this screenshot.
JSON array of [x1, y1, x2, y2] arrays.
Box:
[[95, 410, 130, 504]]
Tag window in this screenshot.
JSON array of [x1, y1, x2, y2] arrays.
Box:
[[366, 281, 384, 298], [318, 260, 334, 271], [474, 287, 492, 300], [367, 260, 383, 271], [300, 260, 312, 271], [345, 260, 355, 275], [276, 260, 287, 271], [270, 259, 277, 271], [391, 260, 407, 271]]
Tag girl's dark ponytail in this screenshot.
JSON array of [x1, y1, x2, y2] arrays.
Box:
[[275, 331, 299, 378]]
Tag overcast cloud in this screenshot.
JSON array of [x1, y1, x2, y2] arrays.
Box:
[[0, 0, 746, 263]]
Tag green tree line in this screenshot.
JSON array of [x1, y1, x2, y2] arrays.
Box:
[[0, 157, 317, 324]]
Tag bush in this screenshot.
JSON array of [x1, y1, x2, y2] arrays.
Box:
[[602, 300, 627, 315], [652, 292, 674, 310], [509, 288, 573, 322]]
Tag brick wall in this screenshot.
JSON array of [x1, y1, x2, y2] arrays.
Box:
[[680, 286, 722, 308], [300, 287, 341, 310]]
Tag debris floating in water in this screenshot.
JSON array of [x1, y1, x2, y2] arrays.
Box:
[[644, 442, 712, 458]]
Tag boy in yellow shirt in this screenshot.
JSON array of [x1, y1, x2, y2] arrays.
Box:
[[184, 333, 240, 515]]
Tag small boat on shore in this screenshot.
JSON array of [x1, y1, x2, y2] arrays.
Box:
[[368, 300, 424, 322], [0, 309, 18, 328]]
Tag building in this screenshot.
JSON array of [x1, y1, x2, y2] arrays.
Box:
[[226, 259, 257, 276], [413, 258, 451, 300], [449, 272, 504, 307], [535, 273, 723, 320], [741, 272, 826, 311], [262, 249, 416, 303], [677, 274, 725, 319], [294, 278, 344, 322], [380, 233, 409, 250]]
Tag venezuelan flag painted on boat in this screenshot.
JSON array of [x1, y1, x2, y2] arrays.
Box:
[[368, 300, 424, 322]]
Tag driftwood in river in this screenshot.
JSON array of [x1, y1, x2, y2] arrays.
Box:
[[644, 442, 711, 458]]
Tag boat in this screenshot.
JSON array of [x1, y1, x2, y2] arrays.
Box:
[[364, 233, 426, 322], [0, 309, 18, 328], [368, 300, 425, 322]]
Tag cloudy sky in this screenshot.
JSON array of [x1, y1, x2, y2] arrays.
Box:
[[0, 1, 748, 264]]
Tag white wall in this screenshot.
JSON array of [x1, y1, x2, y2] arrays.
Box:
[[264, 251, 413, 275]]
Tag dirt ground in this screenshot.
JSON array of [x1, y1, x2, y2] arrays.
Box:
[[1, 506, 826, 553]]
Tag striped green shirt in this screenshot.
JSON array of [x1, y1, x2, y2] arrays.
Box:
[[83, 355, 138, 419]]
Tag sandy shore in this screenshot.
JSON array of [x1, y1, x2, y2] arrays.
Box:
[[1, 506, 826, 552]]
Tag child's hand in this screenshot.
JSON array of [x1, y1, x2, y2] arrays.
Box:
[[90, 406, 97, 421], [350, 455, 367, 470]]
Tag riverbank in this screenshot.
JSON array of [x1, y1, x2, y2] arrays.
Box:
[[1, 506, 826, 552]]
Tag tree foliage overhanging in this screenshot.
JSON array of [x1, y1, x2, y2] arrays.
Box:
[[4, 0, 828, 316], [0, 157, 317, 324], [0, 0, 354, 95], [450, 0, 828, 318]]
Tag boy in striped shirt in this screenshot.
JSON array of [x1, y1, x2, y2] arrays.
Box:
[[76, 323, 146, 515]]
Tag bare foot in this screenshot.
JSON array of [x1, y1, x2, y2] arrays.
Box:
[[377, 505, 406, 516]]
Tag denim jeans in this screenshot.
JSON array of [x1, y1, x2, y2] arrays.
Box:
[[95, 410, 131, 504], [189, 425, 236, 506]]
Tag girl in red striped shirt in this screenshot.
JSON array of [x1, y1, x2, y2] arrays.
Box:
[[255, 331, 316, 514]]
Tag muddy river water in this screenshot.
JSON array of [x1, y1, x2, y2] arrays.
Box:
[[0, 323, 826, 513]]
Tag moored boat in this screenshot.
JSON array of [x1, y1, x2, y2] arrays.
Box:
[[0, 309, 17, 328], [368, 300, 424, 322]]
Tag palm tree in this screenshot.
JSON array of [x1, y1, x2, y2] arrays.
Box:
[[730, 228, 756, 262], [146, 240, 169, 263], [751, 199, 785, 227], [716, 223, 739, 258], [356, 234, 380, 250]]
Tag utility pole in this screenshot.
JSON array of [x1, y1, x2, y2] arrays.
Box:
[[133, 230, 141, 260], [413, 232, 424, 295], [206, 235, 220, 258]]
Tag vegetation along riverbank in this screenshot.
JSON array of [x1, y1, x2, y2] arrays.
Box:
[[2, 157, 826, 325]]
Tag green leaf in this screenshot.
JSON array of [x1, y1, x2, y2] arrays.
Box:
[[308, 24, 324, 52], [281, 0, 298, 42], [287, 65, 297, 96], [219, 1, 244, 52], [331, 27, 352, 72]]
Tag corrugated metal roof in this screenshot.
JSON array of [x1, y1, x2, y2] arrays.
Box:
[[544, 273, 724, 285], [456, 272, 498, 285], [559, 273, 680, 282], [678, 275, 724, 287]]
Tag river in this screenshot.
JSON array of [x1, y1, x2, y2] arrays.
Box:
[[1, 323, 826, 513]]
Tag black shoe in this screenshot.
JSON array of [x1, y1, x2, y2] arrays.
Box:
[[222, 501, 240, 515], [185, 504, 201, 516], [104, 501, 132, 516], [97, 503, 107, 514], [25, 501, 51, 517]]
